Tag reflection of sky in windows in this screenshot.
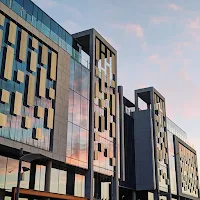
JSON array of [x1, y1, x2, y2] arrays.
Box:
[[0, 155, 30, 191], [66, 58, 90, 169]]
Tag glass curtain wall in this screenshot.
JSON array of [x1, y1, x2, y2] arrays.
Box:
[[66, 58, 90, 169], [0, 155, 30, 191], [0, 17, 55, 150], [74, 174, 85, 197]]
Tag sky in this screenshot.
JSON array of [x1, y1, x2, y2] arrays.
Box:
[[32, 0, 200, 166]]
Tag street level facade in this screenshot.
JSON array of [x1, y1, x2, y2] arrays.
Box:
[[0, 1, 199, 200]]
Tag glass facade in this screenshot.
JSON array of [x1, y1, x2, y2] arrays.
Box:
[[0, 0, 90, 69], [66, 58, 90, 169], [167, 118, 187, 142], [50, 168, 67, 194], [0, 155, 30, 191], [74, 174, 85, 197], [0, 16, 55, 150], [34, 165, 46, 191]]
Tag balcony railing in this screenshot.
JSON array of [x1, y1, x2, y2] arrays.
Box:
[[0, 0, 90, 69]]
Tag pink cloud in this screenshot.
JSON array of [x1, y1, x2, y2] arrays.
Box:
[[168, 4, 183, 11], [179, 67, 191, 81], [112, 23, 144, 38], [151, 16, 168, 24], [148, 53, 168, 72], [188, 17, 200, 30]]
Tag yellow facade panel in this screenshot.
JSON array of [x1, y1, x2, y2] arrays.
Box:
[[41, 44, 48, 66], [100, 99, 104, 108], [13, 91, 22, 115], [49, 88, 55, 99], [111, 80, 116, 88], [4, 45, 14, 80], [107, 49, 110, 63], [1, 89, 10, 103], [101, 53, 105, 68], [94, 81, 99, 98], [36, 106, 44, 119], [25, 116, 32, 129], [100, 116, 105, 132], [47, 108, 54, 129], [39, 67, 47, 97], [101, 70, 105, 92], [106, 108, 110, 130], [96, 39, 100, 61], [111, 94, 116, 116], [94, 150, 98, 160], [35, 128, 43, 140], [107, 66, 110, 87], [94, 132, 99, 141], [32, 37, 38, 50], [19, 29, 28, 62], [0, 30, 3, 50], [101, 43, 105, 53], [8, 21, 17, 45], [0, 113, 7, 127], [50, 51, 57, 81], [30, 51, 37, 72], [95, 67, 99, 77], [17, 70, 24, 83], [27, 74, 35, 107], [112, 122, 116, 138], [112, 54, 116, 75], [0, 13, 5, 26], [94, 112, 99, 129]]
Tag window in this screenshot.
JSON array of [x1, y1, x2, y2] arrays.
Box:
[[0, 156, 7, 189], [74, 174, 85, 197], [35, 165, 46, 191], [23, 0, 33, 15]]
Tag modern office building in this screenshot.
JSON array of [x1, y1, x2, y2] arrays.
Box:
[[0, 1, 199, 200], [119, 87, 199, 200], [0, 0, 118, 200]]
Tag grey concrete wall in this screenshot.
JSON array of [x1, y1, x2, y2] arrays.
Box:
[[134, 110, 155, 191]]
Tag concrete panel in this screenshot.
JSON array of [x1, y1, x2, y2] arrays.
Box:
[[134, 110, 155, 190]]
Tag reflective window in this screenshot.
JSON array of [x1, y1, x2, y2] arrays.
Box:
[[68, 90, 74, 122], [80, 97, 89, 130], [50, 168, 59, 193], [74, 174, 85, 197], [73, 92, 81, 126], [70, 58, 75, 89], [71, 124, 80, 162], [35, 165, 46, 191], [74, 62, 82, 94], [66, 122, 73, 159], [0, 156, 7, 189], [5, 158, 18, 189], [58, 170, 67, 194], [81, 67, 90, 99], [101, 182, 110, 200]]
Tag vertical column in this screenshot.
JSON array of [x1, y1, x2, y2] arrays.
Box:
[[44, 160, 52, 192], [66, 170, 75, 195], [29, 162, 36, 189], [135, 91, 139, 111], [94, 178, 101, 199], [85, 31, 95, 200], [118, 86, 125, 181]]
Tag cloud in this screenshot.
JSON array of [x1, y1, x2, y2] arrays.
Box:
[[148, 53, 168, 72], [178, 66, 191, 81], [168, 4, 183, 11], [188, 17, 200, 30], [112, 23, 144, 38], [151, 16, 168, 24]]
